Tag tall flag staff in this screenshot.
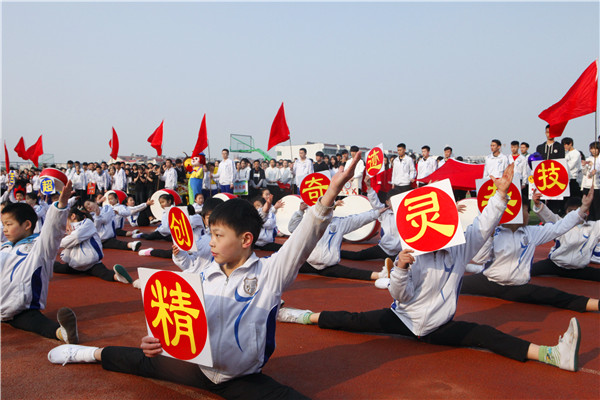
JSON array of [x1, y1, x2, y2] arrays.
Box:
[[268, 102, 292, 186]]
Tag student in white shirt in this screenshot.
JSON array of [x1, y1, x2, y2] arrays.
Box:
[[214, 149, 235, 194], [160, 159, 178, 190], [581, 141, 599, 221], [112, 162, 128, 193], [416, 145, 437, 186], [436, 146, 454, 169], [391, 143, 416, 193], [561, 137, 583, 199], [293, 148, 314, 193], [347, 145, 365, 193], [483, 139, 510, 180], [265, 159, 281, 200]]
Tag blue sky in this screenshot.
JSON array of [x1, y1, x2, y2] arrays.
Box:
[[2, 2, 599, 163]]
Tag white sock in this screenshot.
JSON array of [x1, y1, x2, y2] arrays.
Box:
[[83, 346, 100, 362]]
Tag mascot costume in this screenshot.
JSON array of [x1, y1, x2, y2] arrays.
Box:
[[185, 153, 206, 204]]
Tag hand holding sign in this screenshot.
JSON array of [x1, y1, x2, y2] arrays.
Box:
[[169, 207, 197, 252], [365, 144, 385, 177]]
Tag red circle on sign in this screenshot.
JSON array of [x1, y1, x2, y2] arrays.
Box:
[[168, 207, 195, 252], [476, 180, 522, 224], [300, 173, 331, 206], [143, 271, 208, 360], [366, 148, 384, 177], [533, 160, 569, 197], [396, 186, 458, 252]]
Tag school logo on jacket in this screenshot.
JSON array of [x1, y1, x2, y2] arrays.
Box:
[[243, 277, 258, 296]]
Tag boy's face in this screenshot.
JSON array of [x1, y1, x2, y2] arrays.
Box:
[[520, 144, 528, 154], [253, 200, 262, 210], [159, 198, 171, 209], [202, 211, 212, 229], [195, 194, 204, 205], [209, 223, 251, 265], [84, 200, 98, 214], [1, 213, 32, 243], [108, 195, 118, 205], [444, 149, 452, 158], [511, 144, 518, 154], [15, 193, 25, 201], [590, 147, 599, 157]]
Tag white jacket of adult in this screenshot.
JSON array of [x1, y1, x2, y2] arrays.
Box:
[[483, 153, 510, 179], [126, 203, 148, 227], [565, 149, 582, 184], [59, 219, 104, 270], [416, 157, 437, 181], [215, 158, 235, 186], [174, 199, 333, 384], [161, 167, 178, 190], [293, 158, 314, 186], [509, 154, 529, 186], [113, 168, 127, 192], [288, 208, 379, 269], [534, 202, 600, 269], [92, 205, 116, 241], [264, 167, 281, 185], [388, 192, 507, 337], [279, 167, 293, 185], [1, 203, 68, 321], [92, 171, 105, 191], [111, 204, 131, 230], [366, 188, 403, 255], [71, 171, 87, 191], [581, 159, 599, 189], [483, 208, 585, 286], [391, 156, 416, 186]]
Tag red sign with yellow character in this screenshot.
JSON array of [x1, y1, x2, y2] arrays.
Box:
[[143, 270, 209, 362], [366, 145, 385, 177], [394, 185, 459, 253], [532, 159, 569, 198], [169, 207, 196, 252], [300, 173, 331, 206], [476, 179, 522, 224]]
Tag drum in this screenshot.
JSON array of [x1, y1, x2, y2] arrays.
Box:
[[274, 195, 302, 236], [102, 190, 127, 207], [150, 189, 183, 219], [457, 198, 479, 232], [333, 195, 380, 242], [213, 193, 238, 202], [39, 168, 68, 193]]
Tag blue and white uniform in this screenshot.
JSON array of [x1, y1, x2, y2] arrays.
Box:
[[92, 205, 117, 241], [126, 203, 148, 227], [59, 218, 104, 270], [255, 209, 277, 247], [366, 188, 402, 255]]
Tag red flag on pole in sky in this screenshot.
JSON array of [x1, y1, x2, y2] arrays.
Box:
[[4, 141, 10, 171], [14, 137, 27, 160], [147, 120, 164, 156], [193, 114, 208, 156], [26, 135, 44, 167], [539, 60, 598, 138], [109, 127, 120, 160], [268, 102, 291, 150]]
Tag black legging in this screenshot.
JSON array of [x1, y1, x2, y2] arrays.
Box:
[[254, 242, 283, 252], [340, 244, 396, 261], [318, 308, 530, 361], [299, 261, 373, 281], [531, 259, 600, 282], [141, 231, 172, 241], [53, 262, 115, 282], [102, 237, 130, 250], [3, 309, 59, 339], [460, 273, 590, 312]]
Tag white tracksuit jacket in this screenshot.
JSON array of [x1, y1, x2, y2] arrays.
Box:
[[154, 206, 172, 237], [59, 218, 104, 270], [482, 208, 585, 286], [126, 203, 148, 227], [172, 232, 213, 275], [366, 188, 403, 256], [92, 205, 117, 241], [32, 202, 50, 234], [534, 203, 600, 269], [1, 203, 68, 321], [111, 204, 131, 230], [174, 199, 333, 384], [255, 209, 277, 247], [388, 193, 507, 337], [288, 208, 379, 269]]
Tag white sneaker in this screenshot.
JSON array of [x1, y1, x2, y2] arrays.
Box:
[[277, 307, 312, 324], [48, 344, 98, 366], [374, 277, 390, 289], [130, 241, 142, 252], [551, 317, 581, 371], [131, 233, 143, 239], [138, 248, 154, 256], [132, 279, 142, 289]]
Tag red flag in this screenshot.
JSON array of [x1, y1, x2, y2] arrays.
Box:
[[26, 135, 44, 167], [416, 159, 484, 191], [4, 141, 10, 171], [193, 114, 208, 156], [109, 127, 120, 160], [539, 60, 598, 138], [14, 137, 27, 159], [147, 120, 164, 156], [268, 102, 290, 150]]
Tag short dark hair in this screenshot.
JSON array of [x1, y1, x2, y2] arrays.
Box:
[[201, 197, 224, 218], [590, 141, 600, 150], [340, 149, 348, 155], [546, 124, 550, 129], [521, 142, 529, 148], [421, 145, 430, 152], [299, 148, 307, 153], [564, 197, 582, 211], [1, 202, 38, 232], [397, 143, 406, 149], [491, 139, 502, 146], [511, 141, 519, 146], [158, 193, 174, 205], [561, 137, 573, 146], [209, 199, 263, 246], [350, 145, 359, 153], [444, 146, 452, 152], [315, 151, 324, 157], [222, 148, 229, 154]]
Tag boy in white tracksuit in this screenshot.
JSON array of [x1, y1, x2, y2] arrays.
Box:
[[460, 190, 599, 312], [253, 196, 282, 252], [278, 165, 586, 372], [47, 152, 365, 399], [84, 200, 140, 252], [531, 195, 600, 281], [340, 183, 403, 260], [288, 201, 388, 281], [1, 182, 78, 343]]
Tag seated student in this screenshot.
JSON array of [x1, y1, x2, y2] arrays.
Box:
[[252, 195, 283, 252], [138, 205, 207, 259], [25, 192, 49, 234], [125, 196, 154, 229], [288, 200, 390, 281], [53, 206, 135, 285], [104, 192, 131, 237], [46, 151, 365, 400], [83, 200, 141, 252], [340, 177, 402, 261], [278, 164, 588, 372], [1, 181, 78, 344], [531, 193, 600, 281], [1, 183, 26, 204], [192, 193, 204, 214], [132, 193, 173, 241], [460, 190, 599, 312]]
